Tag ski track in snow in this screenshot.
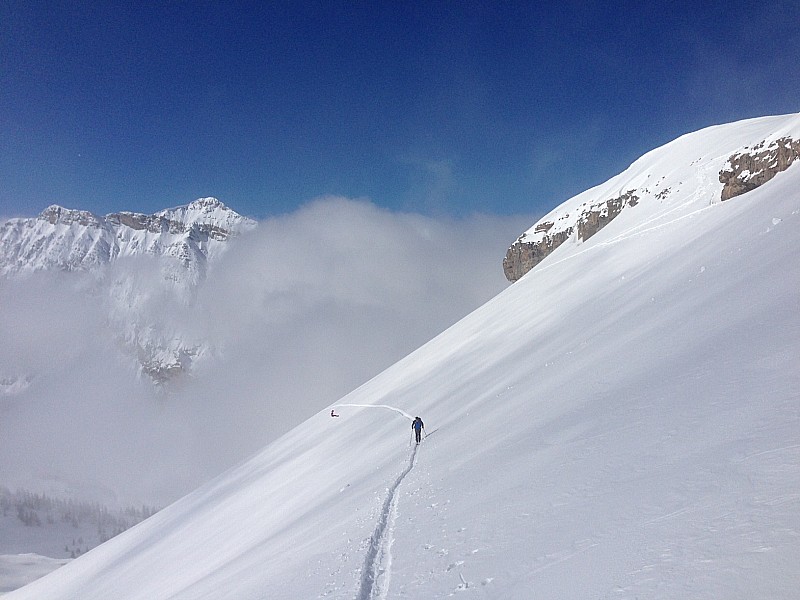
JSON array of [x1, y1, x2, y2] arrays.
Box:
[[355, 443, 419, 600], [335, 404, 414, 421]]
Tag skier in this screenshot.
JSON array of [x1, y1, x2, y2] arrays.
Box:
[[411, 416, 425, 444], [330, 409, 339, 418]]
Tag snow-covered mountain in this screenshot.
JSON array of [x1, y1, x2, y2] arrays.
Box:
[[0, 197, 254, 281], [7, 113, 800, 599], [503, 114, 800, 281], [0, 198, 255, 383]]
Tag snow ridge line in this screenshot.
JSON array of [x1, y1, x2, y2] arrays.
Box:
[[355, 444, 419, 600]]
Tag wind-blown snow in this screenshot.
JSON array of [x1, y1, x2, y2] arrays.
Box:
[[7, 114, 800, 599]]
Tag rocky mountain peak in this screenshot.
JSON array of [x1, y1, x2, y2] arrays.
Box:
[[187, 197, 226, 210], [154, 198, 254, 241]]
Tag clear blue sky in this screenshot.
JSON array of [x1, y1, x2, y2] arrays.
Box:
[[2, 1, 798, 219]]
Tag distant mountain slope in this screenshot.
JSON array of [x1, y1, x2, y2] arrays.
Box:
[[0, 198, 255, 383], [9, 115, 799, 599], [504, 112, 800, 281]]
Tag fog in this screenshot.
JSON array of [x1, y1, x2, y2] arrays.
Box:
[[0, 197, 533, 506]]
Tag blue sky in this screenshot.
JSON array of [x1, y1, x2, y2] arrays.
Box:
[[2, 1, 799, 220]]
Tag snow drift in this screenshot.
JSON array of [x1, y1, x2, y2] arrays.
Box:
[[8, 113, 800, 599]]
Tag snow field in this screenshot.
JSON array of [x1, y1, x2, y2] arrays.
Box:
[[7, 115, 800, 599]]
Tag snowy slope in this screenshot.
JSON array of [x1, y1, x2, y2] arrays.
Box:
[[7, 117, 800, 599]]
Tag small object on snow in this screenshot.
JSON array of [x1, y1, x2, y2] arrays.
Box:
[[330, 409, 339, 417]]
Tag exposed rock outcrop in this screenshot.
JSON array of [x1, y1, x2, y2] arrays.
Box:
[[41, 205, 104, 228], [719, 137, 800, 201], [503, 190, 639, 282], [106, 211, 167, 233], [577, 190, 639, 241], [503, 229, 571, 283]]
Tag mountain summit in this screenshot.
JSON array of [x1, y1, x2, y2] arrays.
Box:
[[0, 197, 255, 279], [7, 115, 800, 598]]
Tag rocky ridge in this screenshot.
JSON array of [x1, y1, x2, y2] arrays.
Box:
[[504, 114, 800, 282], [1, 197, 253, 279]]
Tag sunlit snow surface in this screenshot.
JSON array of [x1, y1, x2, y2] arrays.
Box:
[[8, 115, 800, 599]]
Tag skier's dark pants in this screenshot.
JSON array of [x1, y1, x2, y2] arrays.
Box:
[[415, 429, 421, 443]]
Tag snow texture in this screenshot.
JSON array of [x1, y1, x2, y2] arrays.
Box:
[[356, 444, 419, 600], [5, 113, 800, 599]]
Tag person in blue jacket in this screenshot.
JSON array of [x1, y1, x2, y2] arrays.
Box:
[[412, 416, 425, 444]]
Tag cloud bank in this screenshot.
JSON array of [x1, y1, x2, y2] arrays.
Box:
[[0, 197, 533, 505]]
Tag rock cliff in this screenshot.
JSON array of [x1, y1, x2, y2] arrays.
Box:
[[719, 137, 800, 201]]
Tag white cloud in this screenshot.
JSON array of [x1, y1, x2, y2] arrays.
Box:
[[0, 197, 533, 505]]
